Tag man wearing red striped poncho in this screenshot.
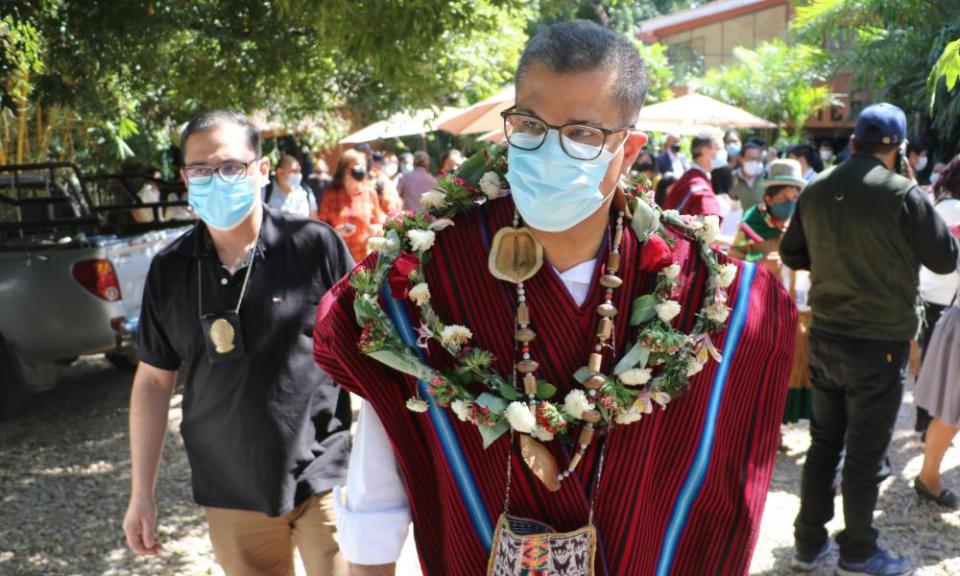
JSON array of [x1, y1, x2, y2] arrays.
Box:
[[314, 21, 796, 576]]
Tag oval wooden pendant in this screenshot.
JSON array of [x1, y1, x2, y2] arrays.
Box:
[[488, 226, 544, 284], [520, 434, 561, 492]]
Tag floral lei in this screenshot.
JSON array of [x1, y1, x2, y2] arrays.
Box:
[[349, 144, 738, 447]]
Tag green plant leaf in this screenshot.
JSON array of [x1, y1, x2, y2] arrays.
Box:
[[614, 342, 650, 375], [536, 380, 557, 400], [367, 350, 430, 380], [497, 380, 520, 401], [630, 294, 658, 326], [479, 420, 509, 449]]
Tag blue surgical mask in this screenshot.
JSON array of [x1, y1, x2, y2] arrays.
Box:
[[713, 148, 729, 169], [505, 130, 621, 233], [769, 199, 796, 220], [286, 173, 302, 189], [726, 143, 741, 158], [188, 176, 257, 231]]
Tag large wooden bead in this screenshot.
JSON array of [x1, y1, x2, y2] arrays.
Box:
[[581, 410, 602, 423], [597, 303, 618, 318], [588, 352, 603, 373], [597, 318, 613, 341], [568, 452, 583, 471], [607, 252, 621, 273], [517, 359, 540, 373], [523, 373, 538, 396], [516, 328, 536, 343], [599, 274, 623, 289], [578, 426, 595, 445], [517, 303, 530, 326], [584, 374, 606, 389]]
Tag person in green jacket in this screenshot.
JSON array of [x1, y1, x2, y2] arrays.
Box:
[[781, 103, 959, 576]]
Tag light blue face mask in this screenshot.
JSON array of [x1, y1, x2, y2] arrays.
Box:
[[286, 173, 303, 189], [505, 131, 622, 232], [188, 176, 257, 231]]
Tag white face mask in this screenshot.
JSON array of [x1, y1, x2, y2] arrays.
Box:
[[742, 160, 761, 177], [930, 172, 941, 186], [820, 149, 833, 162], [915, 154, 928, 173], [712, 148, 728, 169]]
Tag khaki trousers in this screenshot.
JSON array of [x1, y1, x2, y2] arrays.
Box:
[[203, 490, 347, 576]]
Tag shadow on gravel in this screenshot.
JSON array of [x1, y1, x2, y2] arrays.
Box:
[[0, 357, 211, 575]]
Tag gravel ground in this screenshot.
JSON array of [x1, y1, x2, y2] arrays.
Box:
[[1, 355, 957, 575]]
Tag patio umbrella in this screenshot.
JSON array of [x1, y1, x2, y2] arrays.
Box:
[[437, 87, 515, 135], [339, 107, 457, 144], [637, 93, 776, 130]]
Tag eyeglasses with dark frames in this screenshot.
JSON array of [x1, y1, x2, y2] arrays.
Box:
[[500, 107, 634, 161], [183, 158, 261, 185]]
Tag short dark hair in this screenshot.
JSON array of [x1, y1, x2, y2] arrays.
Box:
[[741, 141, 762, 156], [907, 137, 929, 156], [277, 154, 299, 170], [516, 20, 648, 124], [180, 110, 261, 160], [938, 153, 960, 200], [854, 127, 899, 156], [765, 183, 794, 197], [691, 131, 719, 159]]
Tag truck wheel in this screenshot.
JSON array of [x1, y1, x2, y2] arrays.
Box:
[[0, 337, 28, 420], [105, 351, 139, 371]]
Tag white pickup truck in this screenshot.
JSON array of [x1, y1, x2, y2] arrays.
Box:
[[0, 162, 192, 418]]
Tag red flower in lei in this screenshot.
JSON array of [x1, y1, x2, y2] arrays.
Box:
[[638, 233, 673, 273], [388, 251, 420, 299]]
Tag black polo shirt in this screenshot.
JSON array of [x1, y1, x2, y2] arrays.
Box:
[[136, 207, 354, 516]]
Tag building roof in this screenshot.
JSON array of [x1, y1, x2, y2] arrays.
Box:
[[637, 0, 786, 39]]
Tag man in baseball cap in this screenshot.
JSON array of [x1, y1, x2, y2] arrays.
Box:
[[781, 102, 958, 575]]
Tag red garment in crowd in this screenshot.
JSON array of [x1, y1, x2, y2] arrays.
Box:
[[664, 165, 722, 218], [313, 197, 796, 575]]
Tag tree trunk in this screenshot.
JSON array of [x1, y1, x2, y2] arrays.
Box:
[[16, 98, 28, 164]]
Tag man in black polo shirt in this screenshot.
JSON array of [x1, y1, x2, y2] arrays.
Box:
[[123, 110, 352, 576], [782, 103, 958, 576]]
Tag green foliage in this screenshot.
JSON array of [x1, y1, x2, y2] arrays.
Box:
[[0, 15, 45, 101], [533, 0, 696, 34], [794, 0, 960, 155], [929, 38, 960, 109], [0, 0, 531, 169], [697, 39, 833, 136], [633, 41, 674, 103]]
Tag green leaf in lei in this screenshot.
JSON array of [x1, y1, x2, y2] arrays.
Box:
[[630, 294, 658, 326], [613, 342, 651, 376], [476, 393, 510, 448], [367, 350, 432, 381]]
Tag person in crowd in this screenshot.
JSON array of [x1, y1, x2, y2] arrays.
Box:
[[729, 159, 811, 428], [907, 137, 930, 184], [398, 152, 415, 176], [264, 155, 318, 219], [123, 110, 353, 576], [133, 170, 164, 223], [663, 130, 723, 218], [164, 188, 194, 221], [782, 103, 959, 575], [913, 155, 960, 509], [314, 21, 797, 575], [396, 150, 437, 212], [819, 141, 836, 170], [729, 158, 803, 273], [369, 151, 404, 215], [764, 145, 780, 173], [655, 132, 684, 175], [732, 141, 766, 211], [724, 129, 742, 166], [787, 143, 821, 182], [438, 148, 465, 177], [317, 149, 385, 262], [653, 171, 677, 208], [306, 155, 332, 205], [630, 150, 656, 182]]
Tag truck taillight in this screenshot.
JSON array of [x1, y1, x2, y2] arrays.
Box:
[[72, 259, 122, 302]]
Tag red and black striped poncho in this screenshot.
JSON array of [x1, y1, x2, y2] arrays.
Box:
[[314, 197, 797, 575]]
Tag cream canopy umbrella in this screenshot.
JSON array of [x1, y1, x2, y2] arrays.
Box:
[[636, 93, 776, 130], [339, 107, 458, 144], [437, 87, 515, 135]]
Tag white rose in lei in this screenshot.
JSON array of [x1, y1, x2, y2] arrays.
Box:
[[656, 300, 681, 323], [717, 263, 738, 288], [406, 229, 436, 252], [504, 402, 536, 433], [408, 282, 431, 306], [419, 190, 447, 210], [700, 215, 720, 244], [451, 399, 472, 422], [706, 301, 731, 323], [614, 405, 643, 425], [367, 236, 388, 253], [663, 263, 681, 279], [563, 389, 595, 419], [619, 368, 652, 386], [532, 427, 555, 442], [479, 172, 503, 200], [406, 397, 429, 413], [440, 325, 473, 348]]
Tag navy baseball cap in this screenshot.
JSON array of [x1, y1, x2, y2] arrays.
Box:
[[854, 103, 907, 145]]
